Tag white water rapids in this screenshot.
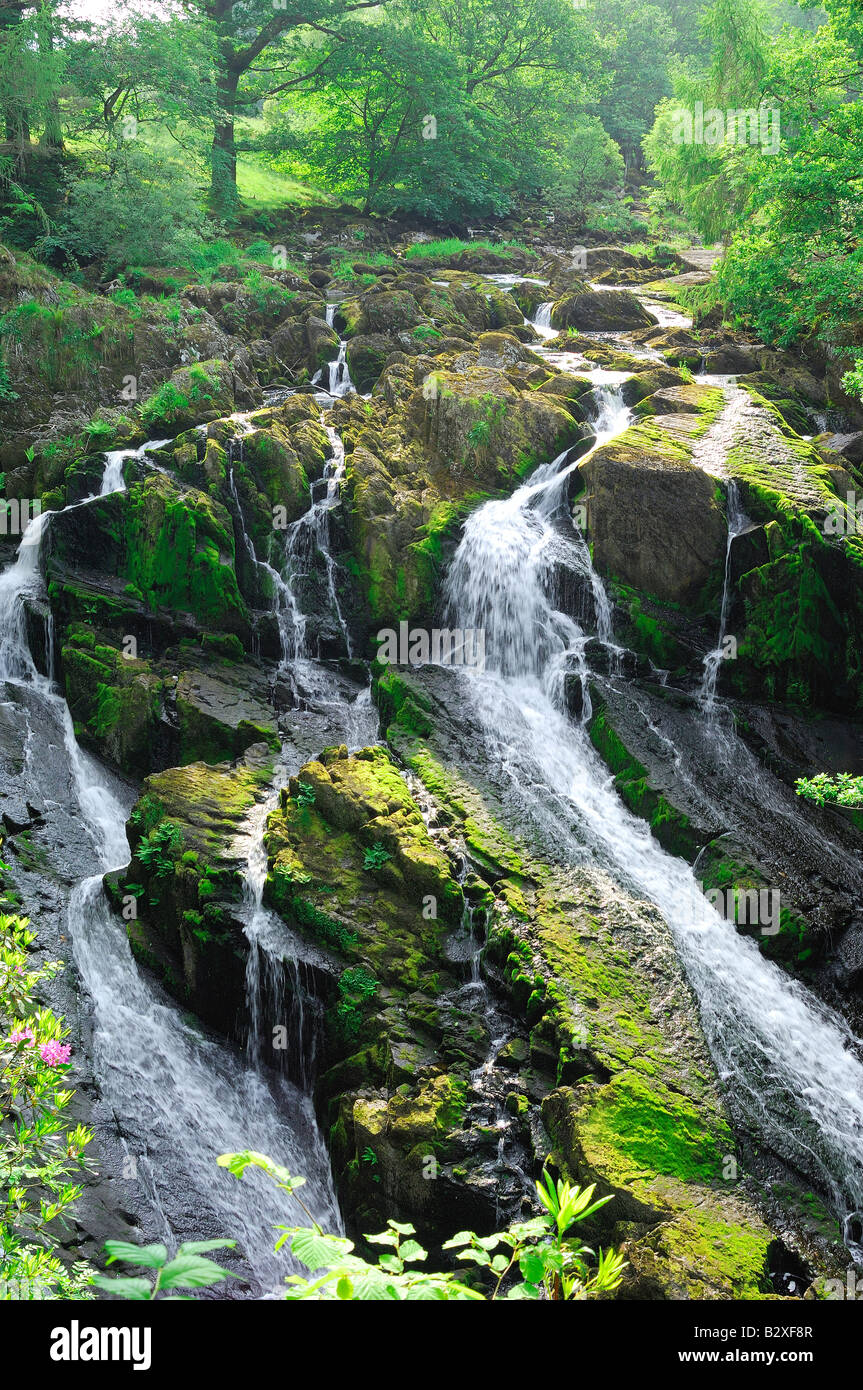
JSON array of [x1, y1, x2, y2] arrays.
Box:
[[444, 388, 863, 1252], [0, 454, 342, 1294]]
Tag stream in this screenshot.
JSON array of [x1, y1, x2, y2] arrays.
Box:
[[4, 268, 862, 1295]]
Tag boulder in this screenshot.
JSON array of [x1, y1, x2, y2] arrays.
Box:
[[551, 290, 654, 333], [578, 419, 727, 606]]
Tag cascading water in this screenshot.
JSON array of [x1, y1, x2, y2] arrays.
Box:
[[443, 424, 863, 1255], [225, 412, 375, 1105], [531, 302, 556, 339], [282, 425, 354, 659], [699, 479, 750, 712], [319, 302, 354, 397], [0, 494, 344, 1293]]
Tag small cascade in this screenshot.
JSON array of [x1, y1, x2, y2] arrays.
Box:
[[443, 431, 863, 1249], [281, 425, 354, 660], [699, 479, 750, 713], [531, 301, 556, 339], [97, 437, 172, 497], [239, 780, 325, 1090], [316, 302, 354, 397], [0, 479, 343, 1292], [0, 509, 54, 684]]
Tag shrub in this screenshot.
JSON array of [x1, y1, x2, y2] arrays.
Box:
[[216, 1151, 627, 1300], [0, 911, 95, 1299]]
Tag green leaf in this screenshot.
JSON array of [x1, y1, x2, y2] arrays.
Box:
[[104, 1241, 167, 1269], [398, 1240, 427, 1264], [441, 1231, 474, 1249], [365, 1230, 399, 1247], [289, 1228, 355, 1271], [158, 1254, 233, 1289], [336, 1275, 354, 1300], [217, 1151, 305, 1191], [519, 1250, 547, 1283], [176, 1239, 237, 1257], [93, 1274, 153, 1299]]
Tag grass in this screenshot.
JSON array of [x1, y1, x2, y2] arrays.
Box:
[[405, 237, 529, 260], [236, 150, 328, 210]]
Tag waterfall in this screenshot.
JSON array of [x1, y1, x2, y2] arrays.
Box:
[[97, 437, 173, 498], [699, 479, 749, 712], [321, 302, 355, 397], [531, 302, 556, 339], [282, 425, 354, 659], [443, 443, 863, 1252], [0, 501, 343, 1293]]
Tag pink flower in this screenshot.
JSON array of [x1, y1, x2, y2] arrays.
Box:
[[8, 1027, 35, 1045], [39, 1041, 71, 1066]]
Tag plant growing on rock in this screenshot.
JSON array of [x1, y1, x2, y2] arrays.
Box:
[[216, 1151, 626, 1301], [295, 780, 316, 810], [136, 821, 184, 878], [444, 1169, 626, 1300], [796, 773, 863, 809], [362, 842, 391, 871]]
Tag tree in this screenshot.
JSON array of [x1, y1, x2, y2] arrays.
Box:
[[183, 0, 395, 219], [265, 0, 605, 218], [0, 3, 65, 154], [591, 0, 677, 172]]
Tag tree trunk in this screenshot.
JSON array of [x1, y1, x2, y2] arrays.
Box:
[[210, 62, 239, 220]]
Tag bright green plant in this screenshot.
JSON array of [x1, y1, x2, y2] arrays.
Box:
[[0, 912, 95, 1299], [362, 842, 391, 871], [842, 361, 863, 403], [95, 1239, 237, 1300], [796, 772, 863, 808], [137, 821, 183, 877], [445, 1169, 626, 1299], [216, 1151, 626, 1301], [295, 780, 316, 809]]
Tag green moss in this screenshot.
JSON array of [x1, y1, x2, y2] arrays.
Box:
[[588, 701, 700, 859], [123, 474, 249, 633], [580, 1072, 729, 1184]]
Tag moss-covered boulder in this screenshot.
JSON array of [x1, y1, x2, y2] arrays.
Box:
[[106, 746, 276, 1033], [262, 745, 540, 1245], [577, 394, 728, 607], [552, 289, 654, 333], [62, 626, 164, 775], [332, 360, 583, 635], [139, 359, 252, 433]]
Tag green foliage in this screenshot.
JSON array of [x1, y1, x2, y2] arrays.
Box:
[[137, 821, 184, 877], [842, 361, 863, 403], [0, 912, 95, 1300], [404, 237, 526, 261], [362, 842, 392, 872], [334, 966, 378, 1040], [266, 3, 607, 220], [95, 1239, 237, 1300], [795, 773, 863, 808], [295, 780, 316, 809], [217, 1151, 626, 1300], [57, 145, 213, 276], [646, 0, 863, 348]]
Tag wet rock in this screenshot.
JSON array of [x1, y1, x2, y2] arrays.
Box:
[[305, 314, 339, 374], [578, 412, 727, 606], [552, 289, 654, 333]]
